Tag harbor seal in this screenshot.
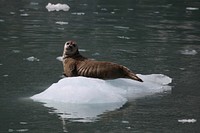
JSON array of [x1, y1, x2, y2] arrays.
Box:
[[62, 40, 143, 82]]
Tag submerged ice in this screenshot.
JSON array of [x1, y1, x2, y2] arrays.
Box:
[[31, 74, 172, 122]]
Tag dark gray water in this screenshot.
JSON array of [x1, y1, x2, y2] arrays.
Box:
[[0, 0, 200, 132]]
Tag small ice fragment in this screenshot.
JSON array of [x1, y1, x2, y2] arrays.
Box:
[[46, 3, 70, 12], [26, 56, 40, 62], [117, 36, 130, 39], [19, 9, 25, 12], [10, 12, 15, 15], [20, 13, 29, 17], [71, 12, 85, 15], [3, 74, 8, 77], [179, 68, 185, 71], [8, 129, 14, 132], [93, 12, 99, 15], [122, 120, 129, 124], [0, 19, 5, 22], [80, 4, 88, 6], [30, 2, 39, 6], [114, 26, 130, 30], [186, 7, 199, 11], [154, 11, 160, 14], [101, 8, 107, 11], [20, 122, 28, 125], [178, 119, 197, 123], [16, 129, 29, 132], [12, 50, 20, 53], [55, 21, 68, 25], [58, 27, 65, 30], [128, 8, 134, 11], [92, 52, 100, 56], [180, 49, 197, 55]]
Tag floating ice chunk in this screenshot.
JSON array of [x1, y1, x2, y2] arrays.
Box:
[[25, 56, 40, 62], [122, 120, 129, 124], [186, 7, 199, 11], [180, 49, 197, 55], [117, 36, 130, 39], [3, 74, 8, 77], [71, 12, 85, 15], [32, 77, 127, 104], [46, 3, 70, 12], [178, 119, 197, 123], [114, 26, 130, 30], [92, 52, 100, 56], [101, 8, 108, 11], [128, 8, 134, 11], [80, 3, 88, 6], [12, 50, 21, 53], [10, 12, 15, 15], [16, 129, 29, 132], [0, 19, 5, 22], [20, 13, 29, 17], [31, 74, 172, 122], [55, 21, 68, 25], [30, 2, 39, 6]]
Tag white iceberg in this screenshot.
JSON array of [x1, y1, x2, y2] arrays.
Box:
[[46, 3, 70, 12], [31, 74, 172, 122]]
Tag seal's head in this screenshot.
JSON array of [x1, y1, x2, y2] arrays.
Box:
[[63, 40, 79, 57]]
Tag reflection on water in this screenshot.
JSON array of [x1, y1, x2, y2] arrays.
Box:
[[0, 0, 200, 132]]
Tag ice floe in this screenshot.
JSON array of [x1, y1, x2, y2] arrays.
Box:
[[0, 19, 5, 22], [180, 49, 197, 55], [178, 119, 197, 123], [31, 74, 172, 122], [117, 36, 130, 39], [46, 3, 70, 12], [30, 2, 39, 6], [12, 50, 21, 53], [55, 21, 68, 25], [186, 7, 199, 11], [25, 56, 40, 62], [20, 13, 29, 17], [71, 12, 85, 15]]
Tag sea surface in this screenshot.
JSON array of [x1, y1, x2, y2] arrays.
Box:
[[0, 0, 200, 132]]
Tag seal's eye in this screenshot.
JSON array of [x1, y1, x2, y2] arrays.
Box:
[[72, 44, 76, 47], [66, 42, 70, 45]]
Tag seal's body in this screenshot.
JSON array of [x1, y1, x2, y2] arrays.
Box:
[[62, 40, 143, 82]]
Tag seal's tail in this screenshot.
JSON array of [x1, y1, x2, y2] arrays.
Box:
[[122, 66, 143, 82]]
